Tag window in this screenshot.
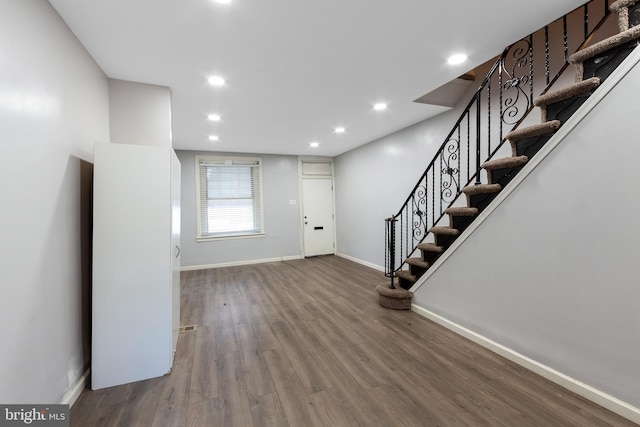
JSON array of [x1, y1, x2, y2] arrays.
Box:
[[196, 156, 264, 240]]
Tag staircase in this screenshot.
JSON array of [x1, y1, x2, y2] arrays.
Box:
[[379, 0, 640, 308]]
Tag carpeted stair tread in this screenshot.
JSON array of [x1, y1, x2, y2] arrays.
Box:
[[395, 270, 417, 283], [376, 285, 412, 310], [406, 257, 429, 268], [533, 77, 600, 107], [429, 226, 460, 236], [506, 120, 561, 143], [444, 206, 479, 216], [610, 0, 640, 32], [376, 285, 412, 298], [482, 155, 528, 170], [417, 242, 444, 253], [611, 0, 639, 11], [570, 25, 640, 65], [462, 183, 502, 195]]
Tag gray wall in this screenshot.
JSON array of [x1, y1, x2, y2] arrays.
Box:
[[334, 60, 495, 268], [413, 58, 640, 407], [0, 0, 109, 403], [108, 79, 173, 148], [334, 109, 459, 268], [177, 150, 302, 267]]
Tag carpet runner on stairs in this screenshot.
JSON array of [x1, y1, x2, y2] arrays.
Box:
[[379, 0, 640, 304]]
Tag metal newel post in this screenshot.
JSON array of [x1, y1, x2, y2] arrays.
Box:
[[475, 94, 482, 185], [388, 215, 397, 289]]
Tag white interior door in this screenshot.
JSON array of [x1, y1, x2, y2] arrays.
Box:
[[302, 178, 335, 257]]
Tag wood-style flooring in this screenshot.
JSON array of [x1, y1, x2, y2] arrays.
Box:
[[71, 255, 636, 426]]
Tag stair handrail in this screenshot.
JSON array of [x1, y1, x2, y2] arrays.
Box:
[[385, 0, 613, 286]]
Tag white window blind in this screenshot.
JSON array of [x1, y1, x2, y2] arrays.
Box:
[[196, 156, 264, 239]]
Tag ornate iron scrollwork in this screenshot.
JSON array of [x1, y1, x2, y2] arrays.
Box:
[[411, 184, 427, 243], [501, 38, 533, 125], [440, 137, 460, 204]]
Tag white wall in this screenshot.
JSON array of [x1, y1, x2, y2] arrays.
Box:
[[413, 57, 640, 408], [333, 2, 617, 269], [177, 150, 302, 268], [108, 79, 172, 148], [0, 0, 109, 404]]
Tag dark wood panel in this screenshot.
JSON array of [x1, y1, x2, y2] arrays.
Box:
[[71, 256, 636, 426]]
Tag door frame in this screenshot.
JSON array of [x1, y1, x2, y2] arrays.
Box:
[[298, 157, 336, 258]]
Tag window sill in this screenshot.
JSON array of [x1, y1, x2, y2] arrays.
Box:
[[196, 233, 266, 243]]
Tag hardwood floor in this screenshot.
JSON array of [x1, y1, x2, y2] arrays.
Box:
[[71, 256, 635, 426]]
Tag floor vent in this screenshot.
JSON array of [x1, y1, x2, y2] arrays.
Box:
[[179, 325, 196, 333]]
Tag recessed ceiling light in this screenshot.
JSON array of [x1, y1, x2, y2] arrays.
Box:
[[214, 0, 232, 3], [334, 127, 345, 134], [447, 53, 468, 65], [208, 114, 221, 121], [208, 76, 226, 86], [310, 142, 319, 148], [209, 135, 220, 141], [374, 103, 388, 111]]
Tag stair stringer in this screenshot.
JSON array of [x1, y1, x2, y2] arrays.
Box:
[[409, 46, 640, 423]]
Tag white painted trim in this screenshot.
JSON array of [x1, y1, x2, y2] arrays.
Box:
[[335, 252, 385, 272], [412, 305, 640, 424], [410, 46, 640, 294], [194, 155, 265, 241], [180, 255, 303, 271], [62, 369, 90, 407]]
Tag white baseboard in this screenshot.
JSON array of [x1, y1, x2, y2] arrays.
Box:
[[182, 253, 385, 272], [335, 252, 384, 272], [180, 255, 303, 271], [412, 305, 640, 424], [62, 368, 89, 407]]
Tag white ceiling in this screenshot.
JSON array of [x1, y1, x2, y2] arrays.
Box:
[[49, 0, 586, 157]]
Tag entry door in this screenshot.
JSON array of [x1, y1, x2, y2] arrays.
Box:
[[302, 178, 335, 257]]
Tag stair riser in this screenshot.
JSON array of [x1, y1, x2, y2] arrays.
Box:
[[409, 264, 428, 278], [582, 39, 640, 82], [631, 3, 640, 28], [488, 165, 525, 188], [467, 191, 500, 214], [450, 215, 475, 234], [397, 278, 413, 290], [515, 133, 554, 158], [434, 233, 458, 250], [545, 92, 592, 124], [420, 250, 442, 265], [394, 271, 416, 290]]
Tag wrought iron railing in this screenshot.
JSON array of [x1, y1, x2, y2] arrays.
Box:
[[385, 0, 612, 287]]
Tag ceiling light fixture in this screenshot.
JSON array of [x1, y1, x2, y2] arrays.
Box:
[[334, 127, 345, 134], [208, 114, 221, 121], [215, 0, 232, 3], [310, 142, 319, 148], [208, 75, 226, 86], [374, 103, 388, 111], [209, 135, 220, 141], [447, 53, 468, 65]]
